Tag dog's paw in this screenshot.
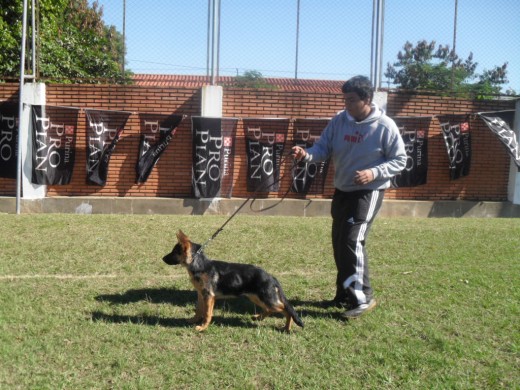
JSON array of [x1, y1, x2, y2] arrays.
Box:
[[195, 324, 209, 332], [251, 314, 262, 321], [277, 326, 292, 334]]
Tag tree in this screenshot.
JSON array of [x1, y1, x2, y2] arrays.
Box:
[[233, 70, 276, 89], [0, 1, 24, 76], [0, 0, 130, 83], [384, 40, 508, 96]]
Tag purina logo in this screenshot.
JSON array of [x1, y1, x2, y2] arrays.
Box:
[[438, 115, 471, 180], [33, 112, 73, 173], [85, 109, 130, 186], [30, 105, 79, 185], [291, 119, 331, 195], [244, 119, 289, 192], [191, 117, 238, 198]]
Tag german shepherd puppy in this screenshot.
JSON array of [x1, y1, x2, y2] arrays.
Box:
[[162, 230, 304, 332]]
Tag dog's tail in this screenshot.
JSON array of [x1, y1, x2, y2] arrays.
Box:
[[277, 281, 304, 328]]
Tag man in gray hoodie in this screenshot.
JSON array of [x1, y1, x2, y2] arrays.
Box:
[[292, 75, 406, 319]]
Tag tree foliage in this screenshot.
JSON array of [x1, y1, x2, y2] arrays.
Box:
[[385, 40, 509, 96], [0, 0, 130, 83], [233, 70, 276, 89], [0, 1, 24, 76]]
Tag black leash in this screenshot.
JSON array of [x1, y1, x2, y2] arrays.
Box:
[[196, 152, 298, 254]]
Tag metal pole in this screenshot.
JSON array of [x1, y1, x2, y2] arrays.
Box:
[[210, 0, 220, 85], [215, 0, 221, 84], [450, 0, 458, 90], [210, 0, 216, 84], [31, 0, 36, 76], [295, 0, 300, 80], [371, 0, 384, 90], [373, 0, 381, 89], [122, 0, 126, 78], [207, 0, 212, 81], [370, 0, 376, 83], [377, 0, 385, 90], [16, 0, 29, 214]]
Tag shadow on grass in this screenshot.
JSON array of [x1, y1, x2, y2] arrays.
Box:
[[95, 287, 195, 306], [290, 298, 348, 322], [90, 310, 253, 329], [92, 287, 299, 329], [90, 311, 191, 328], [92, 287, 346, 329]]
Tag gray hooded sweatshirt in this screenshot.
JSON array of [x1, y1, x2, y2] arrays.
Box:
[[303, 103, 407, 192]]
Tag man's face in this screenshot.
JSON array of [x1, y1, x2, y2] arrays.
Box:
[[343, 92, 371, 121]]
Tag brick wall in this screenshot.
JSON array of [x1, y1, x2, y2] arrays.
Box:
[[0, 83, 516, 201]]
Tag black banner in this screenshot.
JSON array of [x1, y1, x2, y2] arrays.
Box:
[[30, 105, 79, 185], [438, 115, 471, 180], [0, 102, 18, 179], [136, 113, 183, 184], [291, 118, 330, 194], [192, 117, 238, 198], [243, 118, 289, 192], [391, 117, 430, 187], [479, 111, 519, 170], [85, 109, 131, 186]]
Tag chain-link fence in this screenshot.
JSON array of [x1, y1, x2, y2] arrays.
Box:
[[6, 0, 520, 93]]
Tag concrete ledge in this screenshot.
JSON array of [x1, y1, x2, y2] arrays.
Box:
[[1, 196, 519, 217]]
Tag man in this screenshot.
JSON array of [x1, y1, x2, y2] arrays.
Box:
[[292, 75, 406, 319]]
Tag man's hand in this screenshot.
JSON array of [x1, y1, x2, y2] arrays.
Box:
[[291, 146, 307, 161], [354, 169, 374, 185]]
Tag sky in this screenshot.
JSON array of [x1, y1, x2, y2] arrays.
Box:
[[91, 0, 520, 93]]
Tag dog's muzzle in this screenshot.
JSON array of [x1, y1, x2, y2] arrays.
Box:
[[162, 253, 179, 265]]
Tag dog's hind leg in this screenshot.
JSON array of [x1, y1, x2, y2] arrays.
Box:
[[247, 295, 273, 321], [187, 291, 204, 324], [195, 294, 215, 332], [251, 310, 272, 321], [264, 305, 294, 332], [249, 295, 294, 332]]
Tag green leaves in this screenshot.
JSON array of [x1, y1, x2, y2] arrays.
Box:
[[0, 0, 131, 83], [234, 70, 276, 89], [385, 39, 509, 96]]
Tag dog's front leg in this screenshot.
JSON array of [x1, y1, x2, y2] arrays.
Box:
[[282, 311, 294, 333], [195, 292, 215, 332], [187, 291, 204, 324]]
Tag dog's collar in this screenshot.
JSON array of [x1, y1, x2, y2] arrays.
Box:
[[195, 244, 207, 256]]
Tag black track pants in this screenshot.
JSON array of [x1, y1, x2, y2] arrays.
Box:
[[331, 189, 384, 306]]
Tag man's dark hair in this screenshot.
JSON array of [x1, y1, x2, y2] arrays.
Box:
[[341, 76, 374, 102]]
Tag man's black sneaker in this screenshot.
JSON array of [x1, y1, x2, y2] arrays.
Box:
[[341, 298, 377, 319]]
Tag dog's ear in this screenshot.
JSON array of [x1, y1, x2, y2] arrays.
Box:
[[176, 230, 189, 244], [176, 230, 192, 260]]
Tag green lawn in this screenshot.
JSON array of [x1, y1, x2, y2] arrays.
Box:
[[0, 214, 518, 389]]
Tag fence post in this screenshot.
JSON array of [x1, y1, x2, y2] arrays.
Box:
[[201, 85, 223, 117]]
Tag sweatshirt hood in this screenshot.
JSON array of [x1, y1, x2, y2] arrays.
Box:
[[345, 102, 383, 124]]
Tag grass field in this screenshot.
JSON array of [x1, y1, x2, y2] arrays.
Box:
[[0, 214, 518, 389]]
